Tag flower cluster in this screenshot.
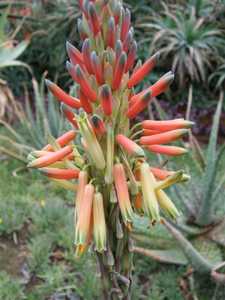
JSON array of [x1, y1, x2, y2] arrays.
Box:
[[28, 0, 192, 258]]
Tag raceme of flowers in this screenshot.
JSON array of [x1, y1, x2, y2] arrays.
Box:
[[28, 0, 193, 256]]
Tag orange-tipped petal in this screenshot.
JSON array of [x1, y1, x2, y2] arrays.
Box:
[[127, 52, 159, 88], [99, 84, 113, 116], [113, 163, 134, 227], [142, 119, 194, 131], [75, 183, 94, 248], [140, 129, 189, 145], [28, 145, 73, 168], [40, 168, 80, 179], [45, 80, 81, 109], [147, 145, 188, 156], [112, 52, 127, 90], [43, 130, 76, 151], [116, 134, 145, 157]]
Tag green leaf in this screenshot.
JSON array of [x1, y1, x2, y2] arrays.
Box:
[[133, 246, 188, 265], [0, 40, 30, 69], [198, 96, 223, 225]]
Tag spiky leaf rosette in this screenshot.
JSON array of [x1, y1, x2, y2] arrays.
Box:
[[28, 0, 192, 282]]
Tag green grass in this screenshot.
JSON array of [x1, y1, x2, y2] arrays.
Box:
[[0, 157, 224, 299]]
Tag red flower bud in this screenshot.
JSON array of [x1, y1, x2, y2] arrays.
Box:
[[150, 167, 175, 180], [127, 91, 152, 119], [121, 8, 131, 42], [123, 28, 133, 53], [99, 84, 113, 116], [106, 17, 116, 49], [112, 52, 127, 90], [45, 79, 81, 109], [77, 85, 93, 114], [126, 41, 137, 73], [75, 65, 97, 102], [28, 145, 73, 168], [66, 41, 84, 66], [82, 39, 94, 74], [88, 3, 100, 36], [43, 130, 76, 151], [91, 115, 106, 136], [62, 106, 78, 128], [140, 129, 189, 145], [40, 168, 80, 180], [147, 145, 188, 156], [128, 52, 159, 88], [142, 119, 194, 131], [91, 51, 104, 85], [116, 134, 145, 157]]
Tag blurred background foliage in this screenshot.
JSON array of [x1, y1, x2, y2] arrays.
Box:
[[0, 0, 225, 299]]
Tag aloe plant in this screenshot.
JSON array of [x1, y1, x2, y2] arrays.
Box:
[[0, 76, 69, 162], [132, 95, 225, 285]]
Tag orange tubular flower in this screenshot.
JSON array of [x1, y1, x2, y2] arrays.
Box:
[[45, 80, 81, 109], [112, 52, 127, 90], [113, 163, 134, 228], [43, 130, 76, 151], [140, 129, 189, 145], [147, 145, 188, 156], [99, 84, 113, 116], [75, 183, 94, 254], [40, 168, 80, 180], [28, 145, 73, 168], [142, 119, 194, 131], [75, 65, 97, 102], [140, 162, 160, 223], [93, 192, 107, 252], [127, 52, 159, 88], [75, 171, 88, 217], [116, 134, 145, 157], [150, 167, 175, 180]]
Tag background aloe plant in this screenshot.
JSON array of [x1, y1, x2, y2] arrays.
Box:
[[0, 76, 68, 163]]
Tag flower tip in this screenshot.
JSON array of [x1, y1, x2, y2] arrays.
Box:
[[45, 78, 52, 87]]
